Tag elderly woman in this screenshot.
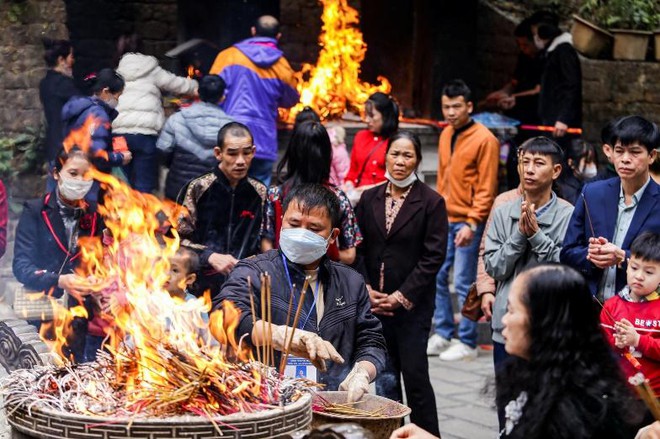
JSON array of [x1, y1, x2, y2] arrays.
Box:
[[355, 130, 448, 436]]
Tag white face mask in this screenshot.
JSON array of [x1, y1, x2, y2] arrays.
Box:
[[580, 163, 598, 180], [279, 227, 331, 265], [534, 35, 545, 50], [58, 176, 93, 200], [105, 96, 118, 109], [385, 169, 418, 188]]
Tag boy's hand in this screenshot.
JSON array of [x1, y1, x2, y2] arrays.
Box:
[[614, 318, 640, 348]]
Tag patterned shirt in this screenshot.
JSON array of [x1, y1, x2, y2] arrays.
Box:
[[384, 182, 413, 233], [262, 184, 362, 250], [600, 179, 651, 300]]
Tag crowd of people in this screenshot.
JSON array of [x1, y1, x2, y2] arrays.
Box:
[[1, 11, 659, 439]]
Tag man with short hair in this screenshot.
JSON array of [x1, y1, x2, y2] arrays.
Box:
[[561, 115, 660, 299], [209, 15, 299, 186], [427, 79, 500, 361], [178, 122, 267, 295], [157, 75, 234, 201], [483, 137, 574, 426], [216, 184, 386, 402]]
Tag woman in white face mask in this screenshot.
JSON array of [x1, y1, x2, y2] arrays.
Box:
[[61, 68, 131, 202], [13, 147, 104, 363], [354, 130, 449, 436]]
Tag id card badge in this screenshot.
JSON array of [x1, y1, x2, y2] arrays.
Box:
[[284, 356, 318, 382]]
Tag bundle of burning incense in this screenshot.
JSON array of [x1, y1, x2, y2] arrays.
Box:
[[0, 346, 320, 420], [628, 373, 660, 421]]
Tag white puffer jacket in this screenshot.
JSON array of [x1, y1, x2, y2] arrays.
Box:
[[113, 53, 198, 136]]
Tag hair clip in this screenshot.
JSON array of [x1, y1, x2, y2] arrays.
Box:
[[84, 73, 97, 81]]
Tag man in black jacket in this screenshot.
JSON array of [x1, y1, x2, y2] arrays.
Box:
[[215, 184, 386, 402], [178, 122, 266, 296]]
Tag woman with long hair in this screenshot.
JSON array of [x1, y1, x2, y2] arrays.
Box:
[[496, 264, 642, 438], [39, 38, 79, 191], [261, 121, 361, 264], [343, 92, 399, 203]]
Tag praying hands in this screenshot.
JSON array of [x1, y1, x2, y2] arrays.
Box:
[[518, 200, 539, 237], [614, 318, 640, 349], [587, 237, 626, 269]]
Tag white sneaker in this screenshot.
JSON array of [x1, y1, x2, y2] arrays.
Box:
[[426, 334, 452, 356], [439, 342, 478, 362]]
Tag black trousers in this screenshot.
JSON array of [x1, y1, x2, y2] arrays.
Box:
[[375, 310, 440, 437]]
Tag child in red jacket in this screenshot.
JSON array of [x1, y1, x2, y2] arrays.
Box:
[[601, 231, 660, 397]]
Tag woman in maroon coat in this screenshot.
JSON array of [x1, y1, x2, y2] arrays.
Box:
[[355, 130, 448, 436]]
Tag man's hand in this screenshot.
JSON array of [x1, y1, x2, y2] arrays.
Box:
[[208, 253, 238, 274], [636, 421, 660, 439], [121, 151, 133, 165], [519, 202, 538, 237], [498, 95, 516, 110], [614, 318, 640, 348], [58, 274, 97, 301], [339, 363, 372, 402], [553, 121, 568, 138], [587, 237, 625, 269], [481, 292, 495, 321], [454, 224, 475, 247], [390, 424, 439, 439], [268, 325, 344, 372]]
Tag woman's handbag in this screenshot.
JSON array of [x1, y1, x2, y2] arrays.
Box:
[[460, 283, 484, 322]]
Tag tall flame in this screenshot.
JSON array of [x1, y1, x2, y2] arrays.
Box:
[[281, 0, 391, 122], [42, 116, 253, 402]]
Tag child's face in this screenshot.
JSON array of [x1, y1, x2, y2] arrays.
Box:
[[626, 255, 660, 297], [164, 254, 195, 297]]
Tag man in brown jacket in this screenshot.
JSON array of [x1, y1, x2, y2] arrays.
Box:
[[427, 79, 500, 361]]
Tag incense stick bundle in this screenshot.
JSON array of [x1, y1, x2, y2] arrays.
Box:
[[266, 273, 274, 368], [247, 276, 261, 364], [279, 285, 297, 374], [517, 148, 526, 201], [260, 274, 268, 366], [629, 373, 660, 421], [281, 277, 310, 370]]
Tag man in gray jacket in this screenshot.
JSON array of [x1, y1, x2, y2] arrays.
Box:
[[484, 137, 574, 363], [157, 75, 233, 201]]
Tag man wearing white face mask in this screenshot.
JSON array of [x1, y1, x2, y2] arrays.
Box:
[[216, 184, 386, 402]]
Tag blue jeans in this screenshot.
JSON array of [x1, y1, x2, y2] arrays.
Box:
[[433, 222, 484, 348], [248, 158, 275, 186], [122, 134, 158, 193]]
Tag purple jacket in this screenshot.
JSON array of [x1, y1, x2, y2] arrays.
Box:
[[210, 37, 299, 161]]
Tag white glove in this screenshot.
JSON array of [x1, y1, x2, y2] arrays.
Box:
[[339, 364, 371, 402], [270, 325, 344, 372]]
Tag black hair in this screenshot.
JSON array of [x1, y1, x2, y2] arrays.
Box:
[[42, 37, 72, 68], [441, 79, 472, 104], [600, 117, 621, 146], [519, 136, 564, 165], [114, 33, 142, 65], [496, 264, 642, 438], [281, 183, 341, 229], [386, 130, 423, 165], [84, 68, 125, 95], [276, 121, 332, 190], [514, 18, 533, 40], [216, 122, 253, 148], [177, 246, 200, 274], [199, 75, 226, 104], [54, 146, 91, 172], [528, 10, 560, 27], [365, 92, 399, 139], [294, 107, 321, 127], [537, 23, 562, 41], [255, 15, 280, 38], [630, 231, 660, 263], [610, 115, 660, 152], [565, 138, 596, 165]]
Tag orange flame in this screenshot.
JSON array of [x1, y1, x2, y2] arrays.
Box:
[[41, 115, 253, 403], [280, 0, 391, 123]]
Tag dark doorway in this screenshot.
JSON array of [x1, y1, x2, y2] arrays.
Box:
[[177, 0, 279, 53]]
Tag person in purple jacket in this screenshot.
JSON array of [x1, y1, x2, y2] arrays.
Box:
[[209, 15, 299, 186]]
